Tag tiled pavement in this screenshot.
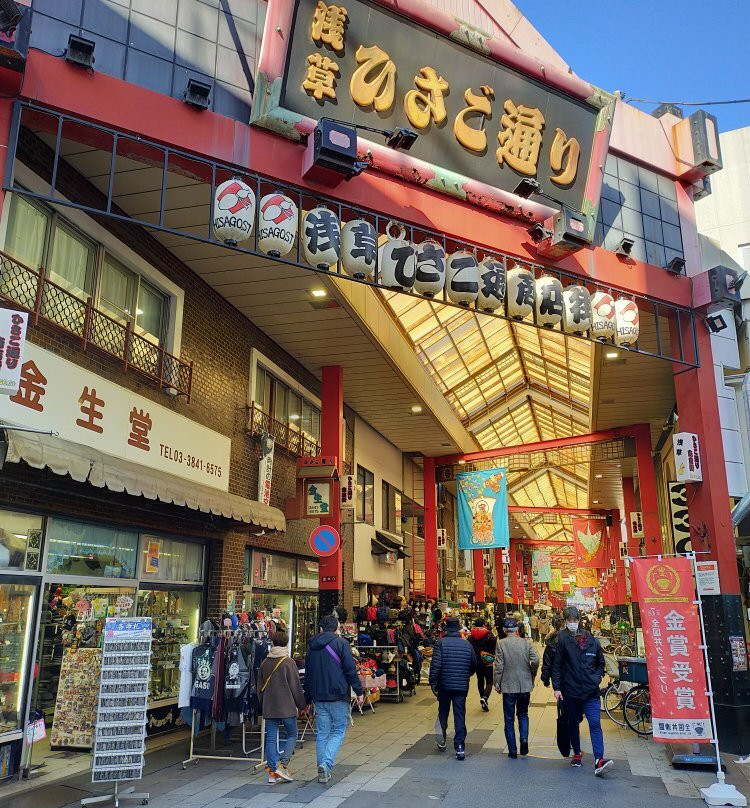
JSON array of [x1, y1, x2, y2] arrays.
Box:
[[5, 660, 750, 808]]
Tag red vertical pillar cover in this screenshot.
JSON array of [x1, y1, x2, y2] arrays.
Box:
[[509, 540, 518, 603], [319, 366, 343, 591], [634, 424, 662, 556], [473, 550, 485, 603], [423, 457, 438, 600], [622, 477, 640, 601], [494, 548, 504, 600]]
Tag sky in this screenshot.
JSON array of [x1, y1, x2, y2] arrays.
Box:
[[513, 0, 750, 133]]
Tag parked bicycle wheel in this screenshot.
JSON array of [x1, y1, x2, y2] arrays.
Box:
[[614, 644, 633, 657], [623, 684, 652, 736], [602, 681, 627, 726]]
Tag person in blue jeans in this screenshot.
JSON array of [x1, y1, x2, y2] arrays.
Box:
[[304, 614, 363, 783], [258, 631, 307, 784], [552, 606, 613, 776]]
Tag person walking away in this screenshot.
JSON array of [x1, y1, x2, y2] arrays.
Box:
[[401, 613, 423, 684], [429, 616, 476, 760], [468, 618, 497, 712], [591, 612, 602, 637], [522, 610, 531, 640], [494, 618, 539, 758], [538, 613, 551, 641], [304, 615, 364, 783], [529, 611, 539, 642], [259, 631, 306, 785], [552, 607, 613, 776], [540, 617, 564, 687]]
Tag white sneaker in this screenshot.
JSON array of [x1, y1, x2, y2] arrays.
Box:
[[276, 764, 293, 782]]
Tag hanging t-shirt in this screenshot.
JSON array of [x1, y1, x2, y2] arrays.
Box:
[[190, 644, 215, 712], [179, 642, 197, 709], [225, 644, 250, 723]]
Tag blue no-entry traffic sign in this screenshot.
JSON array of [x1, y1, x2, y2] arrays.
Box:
[[309, 525, 341, 558]]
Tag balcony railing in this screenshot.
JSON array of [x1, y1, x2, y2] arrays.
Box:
[[249, 402, 320, 458], [0, 250, 193, 400]]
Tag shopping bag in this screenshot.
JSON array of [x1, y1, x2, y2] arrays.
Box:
[[556, 701, 571, 758]]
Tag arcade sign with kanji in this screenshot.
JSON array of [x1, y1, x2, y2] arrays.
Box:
[[255, 0, 614, 232], [0, 343, 231, 491]]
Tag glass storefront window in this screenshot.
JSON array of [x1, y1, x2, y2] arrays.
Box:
[[46, 519, 139, 579], [139, 536, 203, 582], [296, 559, 319, 590], [253, 552, 295, 589], [0, 510, 43, 572], [0, 581, 36, 734], [137, 589, 201, 703], [293, 594, 319, 659]]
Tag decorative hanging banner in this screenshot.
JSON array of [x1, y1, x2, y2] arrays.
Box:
[[456, 469, 509, 549], [576, 568, 598, 588], [531, 550, 552, 583], [572, 518, 608, 568], [631, 557, 711, 743], [549, 568, 565, 591]]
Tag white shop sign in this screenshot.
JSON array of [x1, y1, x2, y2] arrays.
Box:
[[673, 431, 702, 483], [0, 309, 28, 395], [696, 560, 721, 596], [0, 343, 231, 491]]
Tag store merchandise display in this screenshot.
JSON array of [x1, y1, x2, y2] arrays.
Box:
[[0, 581, 35, 736], [49, 648, 102, 748]]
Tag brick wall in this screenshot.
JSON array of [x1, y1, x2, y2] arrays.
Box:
[[7, 128, 360, 618]]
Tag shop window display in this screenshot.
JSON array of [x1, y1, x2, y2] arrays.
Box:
[[0, 510, 43, 572], [45, 519, 139, 579], [136, 588, 201, 704], [139, 536, 203, 582], [0, 581, 36, 735]]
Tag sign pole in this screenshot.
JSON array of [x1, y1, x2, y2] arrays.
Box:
[[690, 551, 747, 807]]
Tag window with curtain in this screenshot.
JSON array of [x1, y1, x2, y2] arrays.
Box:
[[253, 365, 321, 444], [4, 195, 49, 269], [46, 518, 139, 578], [381, 482, 402, 532], [48, 222, 94, 297], [139, 535, 203, 582], [357, 465, 374, 524]]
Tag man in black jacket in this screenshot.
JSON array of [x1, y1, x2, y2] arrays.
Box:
[[429, 616, 477, 760], [468, 618, 497, 711], [305, 615, 363, 783], [552, 607, 613, 776]]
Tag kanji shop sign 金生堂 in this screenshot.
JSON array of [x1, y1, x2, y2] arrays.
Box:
[[0, 343, 231, 491], [276, 0, 608, 216]]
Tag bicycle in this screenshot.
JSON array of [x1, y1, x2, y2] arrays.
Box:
[[600, 653, 628, 726], [617, 658, 652, 736]]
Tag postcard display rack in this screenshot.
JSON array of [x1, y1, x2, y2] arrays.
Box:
[[82, 617, 153, 808]]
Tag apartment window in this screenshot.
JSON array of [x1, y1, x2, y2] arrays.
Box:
[[596, 155, 684, 268], [254, 365, 321, 445], [4, 194, 169, 343], [382, 481, 402, 532], [356, 465, 374, 524]]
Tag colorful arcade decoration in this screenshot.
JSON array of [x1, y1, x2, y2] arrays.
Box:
[[575, 568, 598, 588], [531, 550, 552, 583], [549, 567, 565, 591], [571, 517, 608, 568], [456, 469, 510, 550]]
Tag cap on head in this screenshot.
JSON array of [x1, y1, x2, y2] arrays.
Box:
[[503, 618, 519, 631], [445, 616, 460, 630]]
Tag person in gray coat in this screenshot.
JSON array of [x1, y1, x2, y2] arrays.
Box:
[[494, 617, 539, 758]]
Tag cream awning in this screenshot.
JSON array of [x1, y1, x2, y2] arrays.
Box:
[[4, 428, 285, 532]]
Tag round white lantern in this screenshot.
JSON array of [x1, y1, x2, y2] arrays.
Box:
[[506, 265, 535, 320], [477, 258, 505, 312], [302, 206, 340, 269], [258, 191, 297, 257], [535, 275, 564, 328], [379, 221, 415, 291], [562, 285, 592, 335], [590, 291, 616, 341], [446, 250, 479, 306], [614, 297, 640, 348], [414, 240, 446, 297], [213, 178, 256, 245], [342, 219, 377, 279]]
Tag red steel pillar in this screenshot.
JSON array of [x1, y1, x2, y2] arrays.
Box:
[[423, 457, 438, 600], [319, 367, 343, 616], [611, 509, 627, 606], [494, 548, 504, 602], [633, 423, 662, 555], [473, 550, 485, 604], [622, 477, 640, 602], [672, 315, 748, 752], [509, 541, 519, 604]]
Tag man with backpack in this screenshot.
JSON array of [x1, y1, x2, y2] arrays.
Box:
[[468, 617, 497, 711], [304, 615, 363, 784], [429, 616, 477, 760]]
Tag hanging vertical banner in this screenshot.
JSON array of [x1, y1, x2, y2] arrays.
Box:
[[531, 550, 552, 583], [0, 309, 28, 395], [257, 433, 275, 506], [549, 568, 564, 591], [575, 568, 598, 588], [456, 469, 509, 549], [668, 481, 691, 553], [572, 518, 608, 568], [629, 512, 644, 539], [631, 557, 711, 743], [673, 432, 702, 483]]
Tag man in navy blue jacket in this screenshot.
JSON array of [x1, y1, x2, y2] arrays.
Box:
[[305, 615, 363, 783], [428, 616, 477, 760]]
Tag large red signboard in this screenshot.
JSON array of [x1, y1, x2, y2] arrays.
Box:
[[571, 518, 608, 568], [631, 557, 712, 743]]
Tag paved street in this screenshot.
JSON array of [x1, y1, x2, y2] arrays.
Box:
[[6, 671, 750, 808]]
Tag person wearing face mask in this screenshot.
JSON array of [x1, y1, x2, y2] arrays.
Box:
[[551, 606, 612, 776]]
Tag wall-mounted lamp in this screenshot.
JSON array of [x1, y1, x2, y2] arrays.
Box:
[[664, 256, 686, 275], [615, 236, 634, 257]]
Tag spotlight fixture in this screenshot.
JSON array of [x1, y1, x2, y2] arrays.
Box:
[[410, 404, 423, 414], [65, 34, 95, 69], [0, 0, 22, 33], [594, 474, 603, 479], [705, 312, 728, 335], [729, 271, 748, 292], [184, 78, 212, 109], [615, 237, 634, 257], [310, 288, 327, 299], [458, 459, 467, 465], [527, 222, 552, 242], [593, 500, 600, 504], [605, 351, 619, 360], [513, 178, 542, 199], [664, 256, 686, 275], [385, 127, 418, 151]]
